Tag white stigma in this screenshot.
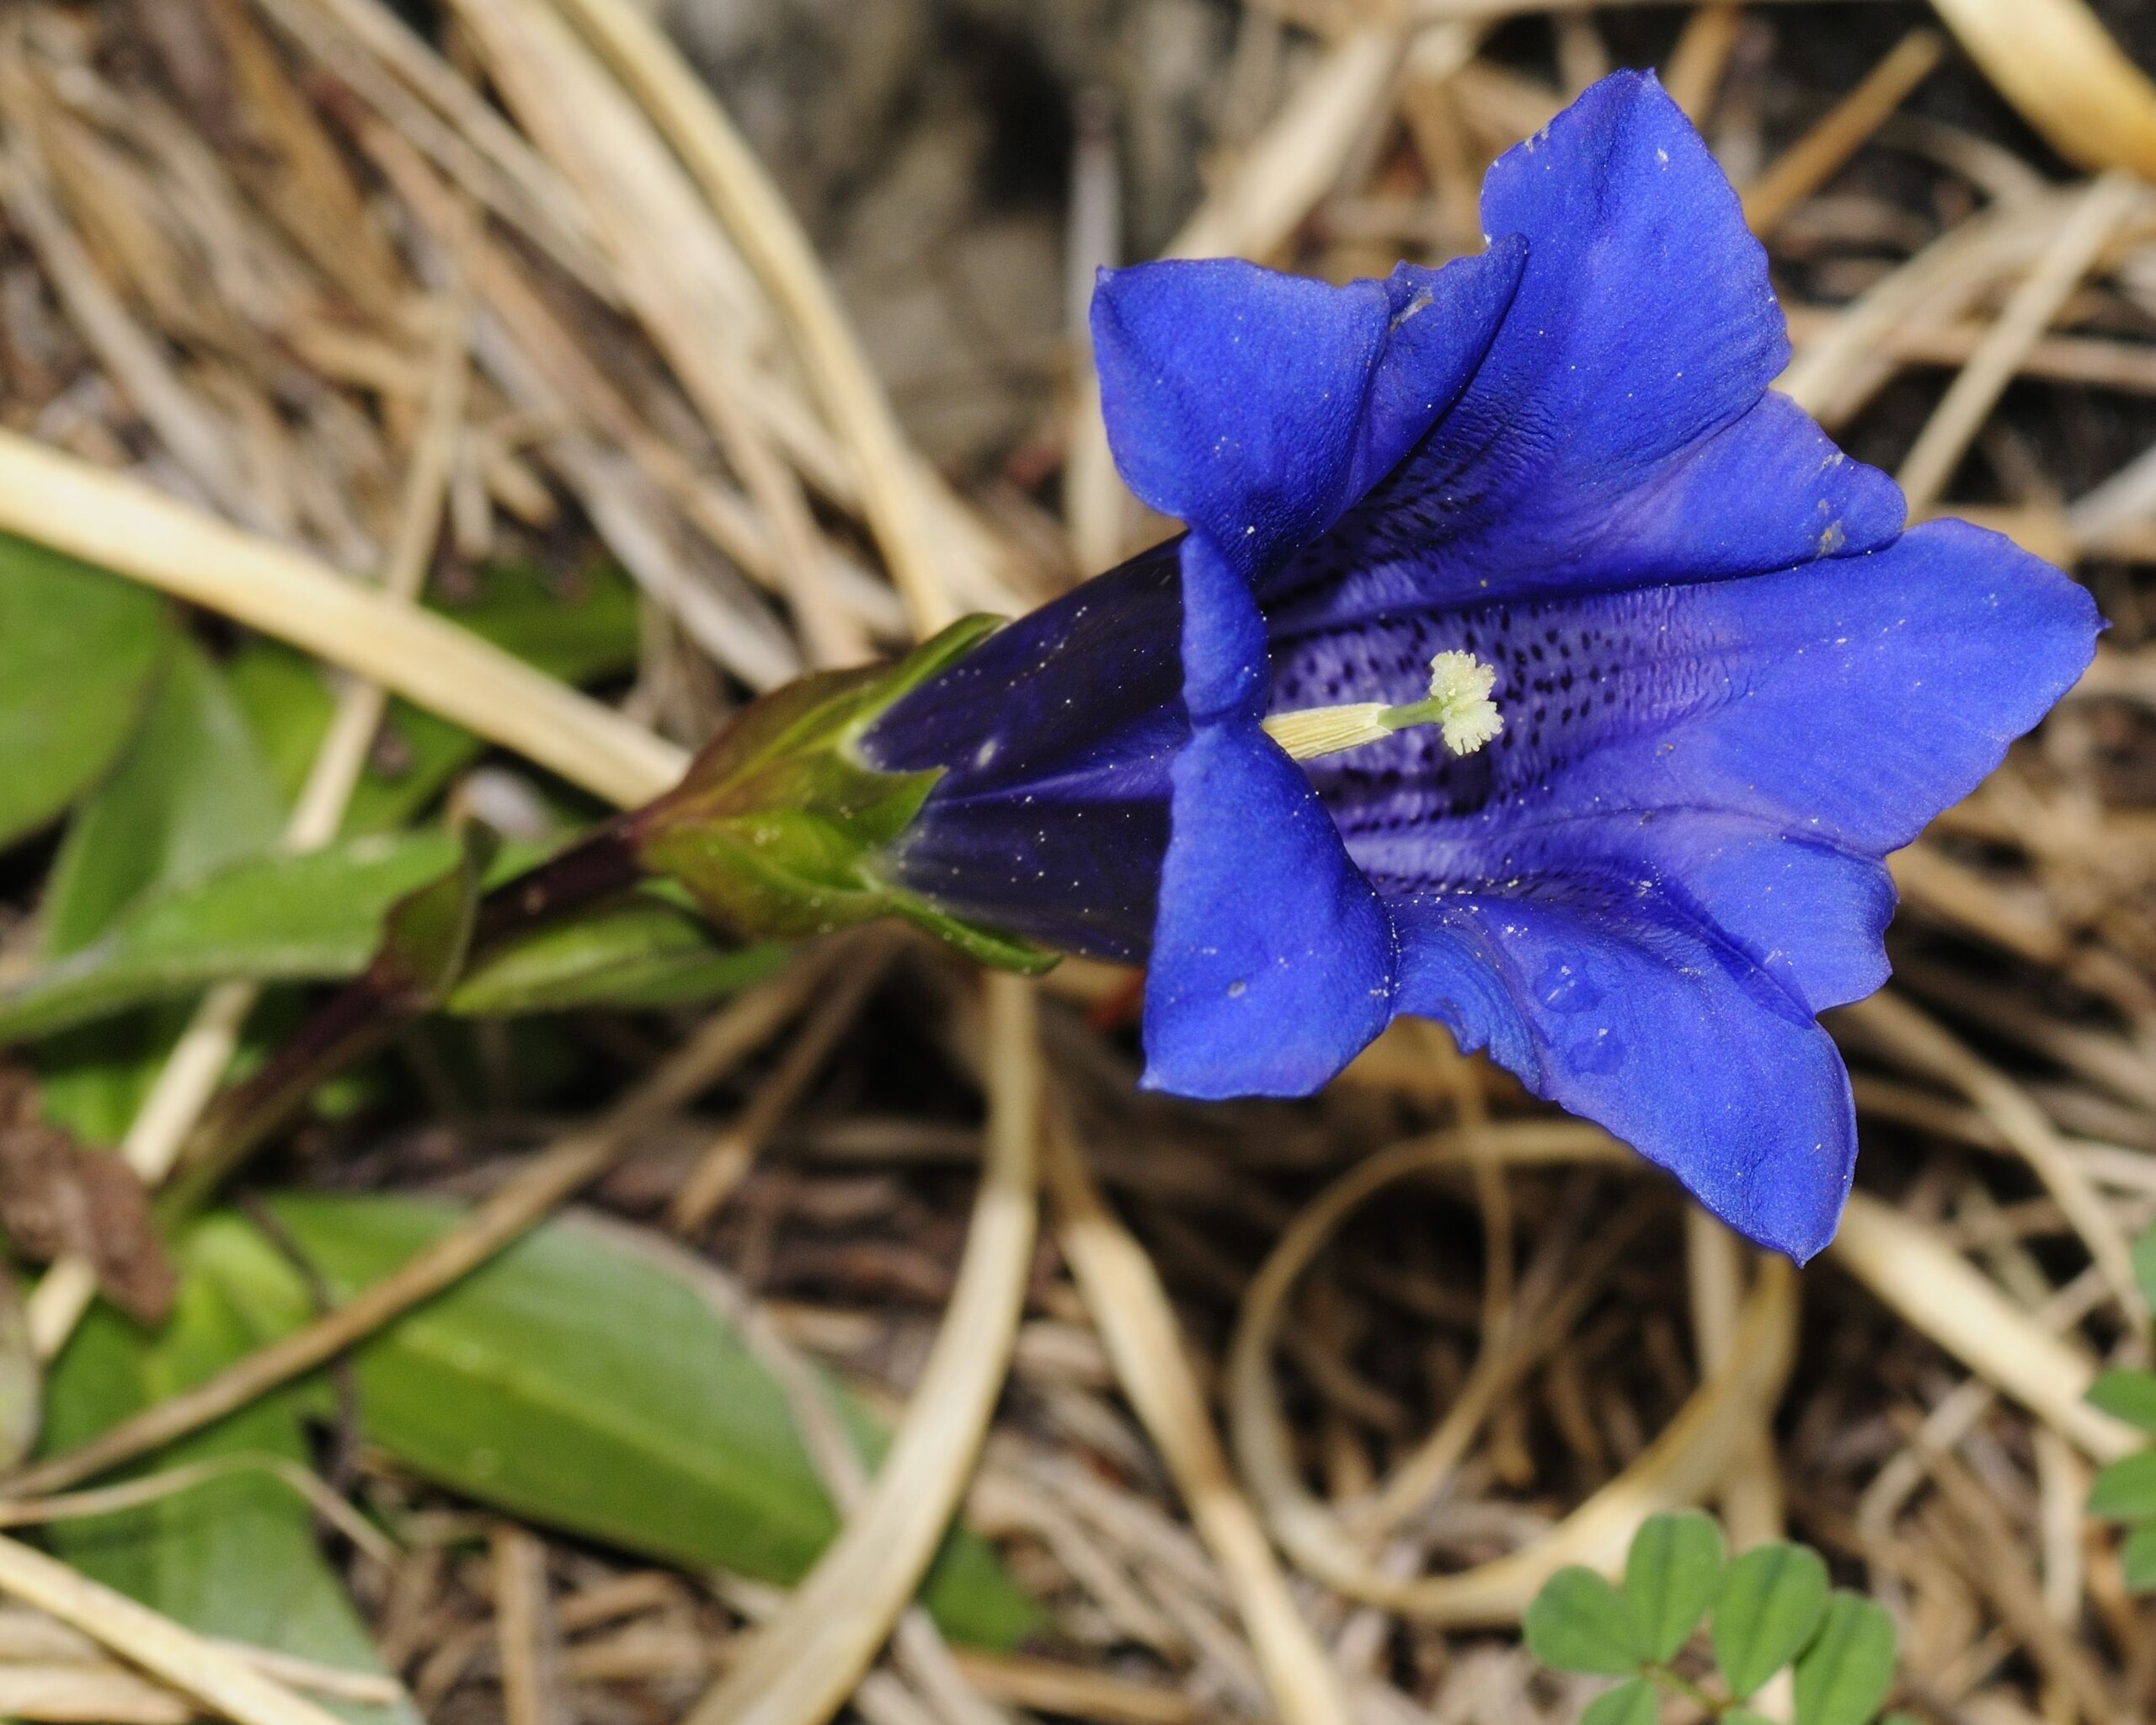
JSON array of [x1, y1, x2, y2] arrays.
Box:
[[1262, 650, 1503, 764], [1423, 649, 1504, 755]]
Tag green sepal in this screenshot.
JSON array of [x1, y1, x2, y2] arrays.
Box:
[[633, 617, 1054, 974], [376, 823, 499, 1007]]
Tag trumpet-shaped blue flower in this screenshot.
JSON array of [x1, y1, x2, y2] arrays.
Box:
[[862, 71, 2100, 1259]]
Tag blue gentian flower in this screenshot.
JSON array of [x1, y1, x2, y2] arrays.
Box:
[[862, 71, 2100, 1259]]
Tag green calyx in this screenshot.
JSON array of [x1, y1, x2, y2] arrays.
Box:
[[631, 616, 1054, 975]]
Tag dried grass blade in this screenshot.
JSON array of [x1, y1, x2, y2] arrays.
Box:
[[1044, 1110, 1354, 1725], [1897, 169, 2145, 516], [0, 430, 687, 807], [1842, 991, 2148, 1336], [0, 1534, 344, 1725], [1741, 28, 1945, 237], [1929, 0, 2156, 179], [683, 974, 1040, 1725], [1829, 1193, 2136, 1461], [550, 0, 996, 637]]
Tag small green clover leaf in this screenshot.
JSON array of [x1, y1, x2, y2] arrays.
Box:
[[2087, 1228, 2156, 1594], [1712, 1542, 1829, 1700], [1525, 1566, 1647, 1675], [2122, 1521, 2156, 1592], [1582, 1679, 1660, 1725], [2089, 1447, 2156, 1520], [1793, 1593, 1897, 1725], [1527, 1516, 1901, 1723], [2087, 1369, 2156, 1435], [1625, 1511, 1726, 1664]]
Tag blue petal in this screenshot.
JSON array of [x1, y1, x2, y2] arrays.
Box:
[[1524, 520, 2103, 853], [1091, 247, 1524, 588], [866, 538, 1184, 793], [862, 543, 1184, 960], [1392, 887, 1857, 1259], [1093, 259, 1386, 585], [1267, 72, 1903, 624], [1544, 813, 1895, 1015], [1141, 709, 1395, 1100]]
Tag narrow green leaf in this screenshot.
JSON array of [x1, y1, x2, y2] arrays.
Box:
[[0, 836, 462, 1043], [1711, 1542, 1828, 1700], [2089, 1370, 2156, 1434], [33, 642, 285, 1140], [0, 836, 778, 1044], [447, 898, 787, 1015], [41, 640, 283, 958], [0, 536, 170, 850], [41, 1247, 413, 1725], [2121, 1520, 2156, 1591], [2089, 1450, 2156, 1520], [194, 1196, 1043, 1649], [1582, 1677, 1660, 1725], [1625, 1510, 1724, 1663], [1524, 1566, 1646, 1675], [1794, 1591, 1897, 1725]]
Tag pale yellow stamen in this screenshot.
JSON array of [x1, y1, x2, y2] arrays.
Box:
[[1262, 649, 1503, 764]]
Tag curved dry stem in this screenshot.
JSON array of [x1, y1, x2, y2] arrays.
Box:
[[1225, 1122, 1799, 1623], [0, 429, 686, 809], [683, 972, 1040, 1725], [1828, 1191, 2138, 1462], [1684, 1210, 1785, 1546], [1842, 991, 2148, 1338], [1044, 1108, 1354, 1725]]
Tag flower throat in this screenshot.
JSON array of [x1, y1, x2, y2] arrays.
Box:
[[1262, 650, 1504, 764]]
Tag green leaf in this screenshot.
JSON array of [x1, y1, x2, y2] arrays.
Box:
[[195, 1196, 1042, 1649], [0, 536, 170, 851], [2090, 1450, 2156, 1520], [1524, 1566, 1645, 1675], [1625, 1510, 1724, 1663], [1794, 1591, 1897, 1725], [0, 836, 777, 1042], [2121, 1520, 2156, 1591], [33, 642, 285, 1141], [41, 1246, 413, 1725], [447, 897, 787, 1015], [42, 639, 283, 958], [231, 562, 639, 836], [2089, 1370, 2156, 1434], [0, 835, 463, 1043], [1582, 1678, 1659, 1725], [1711, 1542, 1828, 1700]]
